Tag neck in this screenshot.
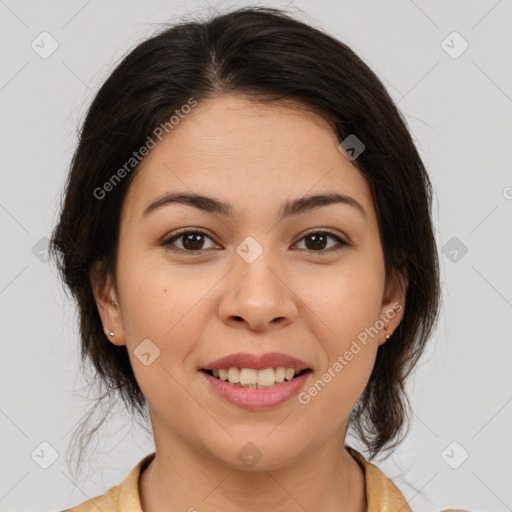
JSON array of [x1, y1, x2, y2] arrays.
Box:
[[139, 432, 367, 512]]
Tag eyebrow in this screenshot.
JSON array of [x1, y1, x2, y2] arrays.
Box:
[[141, 191, 367, 221]]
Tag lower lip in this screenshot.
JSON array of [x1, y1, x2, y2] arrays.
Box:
[[201, 371, 311, 411]]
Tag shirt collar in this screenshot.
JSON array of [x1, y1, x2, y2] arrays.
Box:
[[115, 447, 411, 511], [347, 446, 411, 512]]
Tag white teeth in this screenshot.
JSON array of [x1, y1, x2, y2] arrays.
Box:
[[257, 368, 276, 386], [209, 367, 307, 388], [239, 368, 257, 385], [227, 367, 240, 383], [284, 368, 295, 381], [275, 367, 285, 383]]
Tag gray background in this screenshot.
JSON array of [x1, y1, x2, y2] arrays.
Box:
[[1, 0, 511, 511]]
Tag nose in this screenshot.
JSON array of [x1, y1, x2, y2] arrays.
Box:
[[218, 255, 298, 332]]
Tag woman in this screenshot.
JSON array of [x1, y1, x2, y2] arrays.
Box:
[[50, 6, 467, 511]]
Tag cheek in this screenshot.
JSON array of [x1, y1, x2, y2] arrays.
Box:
[[116, 248, 223, 384], [300, 285, 380, 422], [116, 241, 210, 333], [302, 261, 384, 337], [116, 260, 209, 410], [296, 255, 383, 396]]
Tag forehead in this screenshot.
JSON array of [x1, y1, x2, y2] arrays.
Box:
[[123, 94, 375, 222]]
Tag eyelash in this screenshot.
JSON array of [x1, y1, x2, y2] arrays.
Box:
[[162, 228, 350, 255]]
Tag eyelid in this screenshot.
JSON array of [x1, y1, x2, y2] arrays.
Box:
[[162, 227, 220, 251], [295, 227, 348, 244], [291, 228, 350, 254]]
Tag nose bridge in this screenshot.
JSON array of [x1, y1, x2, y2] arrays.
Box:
[[234, 242, 284, 304], [219, 239, 297, 330]]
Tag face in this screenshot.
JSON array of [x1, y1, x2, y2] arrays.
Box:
[[92, 94, 406, 471]]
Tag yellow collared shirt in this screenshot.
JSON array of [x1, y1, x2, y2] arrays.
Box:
[[63, 448, 469, 512]]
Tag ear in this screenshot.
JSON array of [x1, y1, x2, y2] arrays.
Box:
[[378, 267, 408, 346], [89, 260, 126, 347]]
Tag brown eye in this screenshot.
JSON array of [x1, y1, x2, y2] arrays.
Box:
[[162, 229, 349, 255], [294, 231, 349, 253], [163, 230, 217, 252], [304, 233, 328, 250], [181, 232, 206, 250]]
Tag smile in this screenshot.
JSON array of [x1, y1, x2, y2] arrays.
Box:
[[200, 368, 312, 410], [203, 367, 310, 388]]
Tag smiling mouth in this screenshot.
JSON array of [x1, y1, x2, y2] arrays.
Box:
[[201, 368, 312, 389]]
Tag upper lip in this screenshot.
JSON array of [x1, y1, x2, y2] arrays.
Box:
[[202, 352, 312, 371]]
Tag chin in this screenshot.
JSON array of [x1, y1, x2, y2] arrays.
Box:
[[204, 432, 308, 472]]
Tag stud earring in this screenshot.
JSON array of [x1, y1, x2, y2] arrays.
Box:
[[104, 328, 115, 337], [385, 334, 390, 340]]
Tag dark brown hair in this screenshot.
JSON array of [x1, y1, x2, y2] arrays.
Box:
[[50, 5, 440, 476]]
